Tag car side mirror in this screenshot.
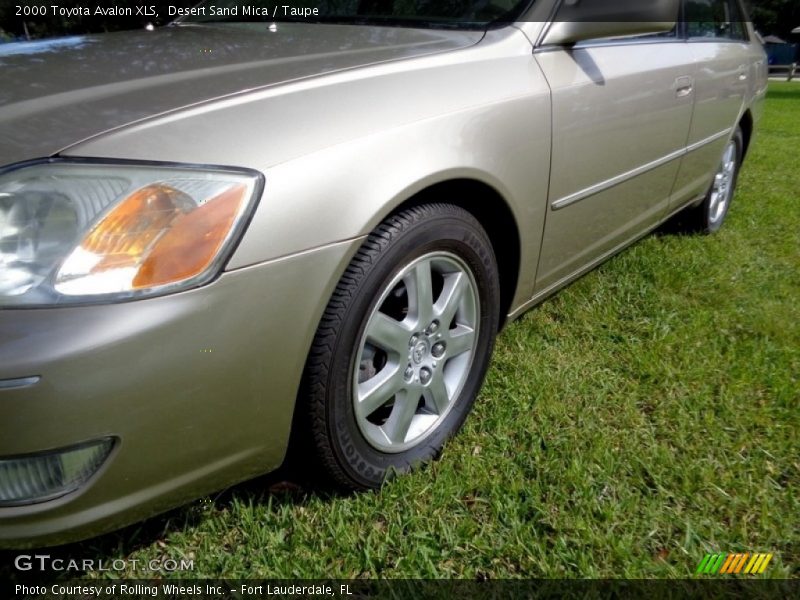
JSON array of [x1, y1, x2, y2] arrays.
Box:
[[542, 0, 680, 46]]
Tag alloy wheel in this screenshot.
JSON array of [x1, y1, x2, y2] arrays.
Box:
[[708, 140, 737, 226], [352, 251, 480, 453]]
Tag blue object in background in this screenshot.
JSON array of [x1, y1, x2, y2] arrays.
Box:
[[765, 43, 798, 64]]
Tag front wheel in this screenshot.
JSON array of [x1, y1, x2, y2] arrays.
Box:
[[298, 204, 500, 490]]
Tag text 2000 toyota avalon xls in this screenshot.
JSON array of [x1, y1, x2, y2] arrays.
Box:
[[0, 0, 766, 546]]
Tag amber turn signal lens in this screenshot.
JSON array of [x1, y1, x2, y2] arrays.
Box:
[[133, 184, 247, 288], [80, 184, 192, 272], [60, 180, 251, 294]]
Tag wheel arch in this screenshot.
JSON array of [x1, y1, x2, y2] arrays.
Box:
[[379, 178, 522, 329]]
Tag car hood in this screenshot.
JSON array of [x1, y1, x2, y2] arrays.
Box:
[[0, 23, 483, 166]]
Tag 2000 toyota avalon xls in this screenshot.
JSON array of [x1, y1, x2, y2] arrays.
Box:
[[0, 0, 766, 546]]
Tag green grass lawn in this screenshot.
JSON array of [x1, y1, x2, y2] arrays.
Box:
[[4, 83, 798, 581]]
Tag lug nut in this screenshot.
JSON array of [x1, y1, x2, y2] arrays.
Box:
[[426, 320, 440, 335], [431, 341, 446, 358], [419, 367, 432, 385], [404, 365, 414, 381], [409, 335, 418, 346]]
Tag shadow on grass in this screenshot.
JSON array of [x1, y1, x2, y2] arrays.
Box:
[[0, 455, 343, 583], [654, 208, 703, 237]]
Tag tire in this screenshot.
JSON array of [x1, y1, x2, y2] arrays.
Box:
[[298, 204, 500, 490], [680, 126, 744, 234]]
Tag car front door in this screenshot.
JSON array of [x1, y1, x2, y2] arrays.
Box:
[[533, 37, 695, 292]]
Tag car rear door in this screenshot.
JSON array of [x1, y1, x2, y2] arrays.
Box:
[[668, 0, 753, 211], [534, 36, 695, 292]]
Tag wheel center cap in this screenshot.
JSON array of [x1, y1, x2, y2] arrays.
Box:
[[412, 341, 429, 364]]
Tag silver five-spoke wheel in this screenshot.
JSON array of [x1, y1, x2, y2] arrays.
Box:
[[354, 252, 479, 453]]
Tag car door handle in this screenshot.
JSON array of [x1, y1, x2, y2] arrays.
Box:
[[674, 76, 694, 97]]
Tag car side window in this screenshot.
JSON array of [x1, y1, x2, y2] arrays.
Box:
[[685, 0, 748, 41], [618, 27, 679, 41], [576, 25, 678, 46]]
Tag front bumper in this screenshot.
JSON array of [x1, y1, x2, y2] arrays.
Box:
[[0, 238, 359, 548]]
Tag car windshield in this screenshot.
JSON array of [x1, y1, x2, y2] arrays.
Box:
[[180, 0, 534, 30]]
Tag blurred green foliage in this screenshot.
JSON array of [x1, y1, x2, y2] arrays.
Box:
[[745, 0, 800, 39]]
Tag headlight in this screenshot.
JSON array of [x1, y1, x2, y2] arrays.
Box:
[[0, 160, 261, 306]]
